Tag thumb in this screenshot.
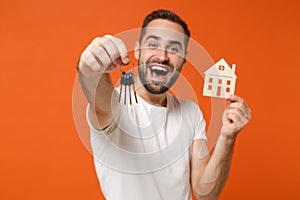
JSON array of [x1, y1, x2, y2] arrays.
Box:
[[121, 56, 130, 65]]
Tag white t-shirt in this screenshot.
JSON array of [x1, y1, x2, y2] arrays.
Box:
[[87, 92, 207, 200]]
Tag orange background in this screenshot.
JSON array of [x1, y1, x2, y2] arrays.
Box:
[[1, 0, 300, 199]]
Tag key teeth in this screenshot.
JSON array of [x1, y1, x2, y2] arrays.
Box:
[[124, 85, 127, 105], [129, 85, 132, 105], [132, 83, 138, 103], [119, 84, 123, 103]]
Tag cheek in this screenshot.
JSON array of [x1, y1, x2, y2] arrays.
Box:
[[140, 48, 163, 64], [171, 56, 185, 69], [139, 49, 152, 60]]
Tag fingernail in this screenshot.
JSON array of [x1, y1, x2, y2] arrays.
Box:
[[123, 57, 130, 64]]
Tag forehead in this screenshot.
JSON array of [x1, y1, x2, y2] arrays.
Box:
[[142, 19, 186, 44]]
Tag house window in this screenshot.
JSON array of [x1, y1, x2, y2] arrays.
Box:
[[209, 78, 213, 83], [208, 85, 212, 90], [227, 80, 231, 85], [218, 79, 222, 84], [226, 87, 230, 93], [218, 65, 225, 71]]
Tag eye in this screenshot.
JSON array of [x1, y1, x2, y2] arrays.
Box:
[[167, 46, 179, 53], [147, 42, 158, 49]]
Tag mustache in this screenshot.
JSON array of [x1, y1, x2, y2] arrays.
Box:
[[147, 59, 170, 66]]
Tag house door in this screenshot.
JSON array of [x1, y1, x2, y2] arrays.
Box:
[[217, 86, 221, 96]]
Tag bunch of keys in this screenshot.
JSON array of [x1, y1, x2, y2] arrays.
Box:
[[118, 63, 138, 105]]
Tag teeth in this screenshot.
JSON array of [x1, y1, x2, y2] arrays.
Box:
[[151, 66, 168, 72]]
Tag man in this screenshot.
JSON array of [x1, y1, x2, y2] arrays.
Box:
[[77, 9, 251, 200]]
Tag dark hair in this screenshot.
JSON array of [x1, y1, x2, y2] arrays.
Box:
[[139, 9, 191, 49]]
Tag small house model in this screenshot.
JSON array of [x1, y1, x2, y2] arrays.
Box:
[[203, 58, 237, 98]]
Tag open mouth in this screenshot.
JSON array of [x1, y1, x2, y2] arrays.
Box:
[[147, 65, 173, 82], [151, 66, 169, 76]]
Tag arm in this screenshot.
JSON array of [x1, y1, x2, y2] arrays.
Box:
[[191, 95, 252, 200], [77, 35, 130, 129]]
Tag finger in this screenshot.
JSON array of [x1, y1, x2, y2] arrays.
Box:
[[228, 95, 251, 117], [228, 94, 245, 103], [80, 50, 101, 71], [226, 113, 244, 128], [230, 95, 250, 111], [226, 108, 250, 124], [228, 102, 250, 119], [94, 36, 120, 64], [103, 35, 130, 64], [89, 45, 112, 69]]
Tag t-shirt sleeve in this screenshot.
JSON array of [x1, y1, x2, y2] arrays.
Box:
[[86, 104, 117, 135], [192, 102, 207, 141]]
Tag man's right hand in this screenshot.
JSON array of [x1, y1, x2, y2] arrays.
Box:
[[78, 35, 130, 76]]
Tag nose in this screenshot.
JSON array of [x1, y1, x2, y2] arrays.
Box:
[[155, 48, 169, 63]]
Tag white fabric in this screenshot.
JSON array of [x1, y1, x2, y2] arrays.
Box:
[[87, 91, 207, 200]]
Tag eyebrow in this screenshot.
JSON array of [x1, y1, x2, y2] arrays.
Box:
[[144, 35, 183, 49]]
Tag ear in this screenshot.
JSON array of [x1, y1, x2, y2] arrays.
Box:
[[182, 51, 188, 65], [134, 42, 140, 60]]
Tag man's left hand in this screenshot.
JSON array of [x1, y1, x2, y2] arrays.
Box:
[[221, 95, 252, 139]]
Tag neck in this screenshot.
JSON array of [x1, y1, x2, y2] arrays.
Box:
[[135, 78, 167, 107]]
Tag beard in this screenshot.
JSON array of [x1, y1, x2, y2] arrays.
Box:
[[138, 59, 182, 94]]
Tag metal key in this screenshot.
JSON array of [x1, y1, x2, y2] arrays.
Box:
[[119, 65, 138, 105]]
